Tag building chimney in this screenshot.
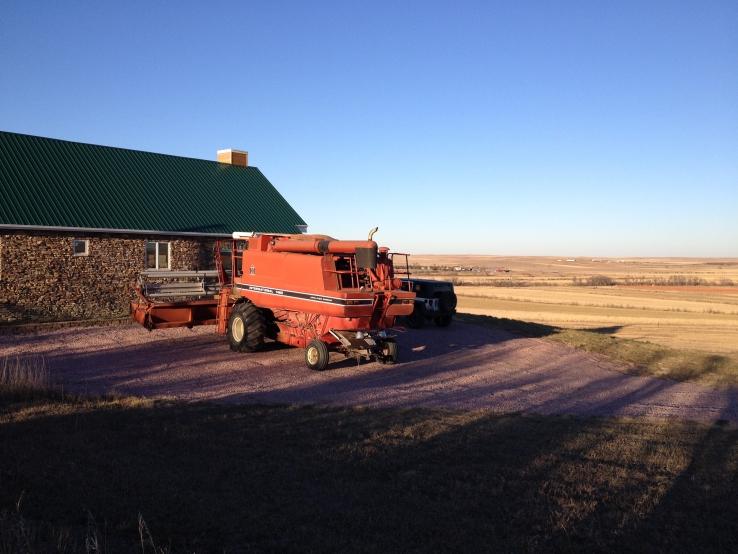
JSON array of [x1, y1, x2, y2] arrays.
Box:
[[217, 149, 248, 167]]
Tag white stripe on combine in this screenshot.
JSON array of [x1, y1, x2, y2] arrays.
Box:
[[235, 284, 374, 306]]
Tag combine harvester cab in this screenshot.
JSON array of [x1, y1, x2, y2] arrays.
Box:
[[131, 229, 416, 370]]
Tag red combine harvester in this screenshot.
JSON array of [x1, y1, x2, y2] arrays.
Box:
[[131, 229, 415, 370]]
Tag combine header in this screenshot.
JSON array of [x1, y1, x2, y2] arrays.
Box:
[[131, 229, 415, 370]]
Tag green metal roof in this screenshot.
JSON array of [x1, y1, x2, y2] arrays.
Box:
[[0, 131, 306, 236]]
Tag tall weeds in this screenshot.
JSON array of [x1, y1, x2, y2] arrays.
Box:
[[0, 354, 52, 398]]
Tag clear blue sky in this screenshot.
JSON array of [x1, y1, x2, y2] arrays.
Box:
[[1, 1, 736, 256]]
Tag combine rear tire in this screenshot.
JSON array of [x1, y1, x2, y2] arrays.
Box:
[[228, 302, 266, 353], [305, 339, 330, 371]]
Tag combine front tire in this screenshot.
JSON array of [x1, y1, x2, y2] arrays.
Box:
[[305, 339, 330, 371], [228, 302, 266, 352]]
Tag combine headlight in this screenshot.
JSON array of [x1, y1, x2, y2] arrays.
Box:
[[356, 331, 365, 340]]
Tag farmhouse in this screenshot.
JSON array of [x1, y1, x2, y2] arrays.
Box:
[[0, 131, 306, 322]]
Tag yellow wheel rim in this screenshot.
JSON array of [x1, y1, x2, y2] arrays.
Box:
[[307, 346, 320, 366], [232, 317, 245, 342]]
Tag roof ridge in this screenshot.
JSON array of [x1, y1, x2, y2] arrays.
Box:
[[0, 129, 259, 169]]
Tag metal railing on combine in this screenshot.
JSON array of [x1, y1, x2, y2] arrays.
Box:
[[389, 253, 411, 278], [137, 270, 221, 300], [326, 255, 364, 289]]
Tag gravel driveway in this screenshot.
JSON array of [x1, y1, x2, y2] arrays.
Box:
[[2, 321, 737, 422]]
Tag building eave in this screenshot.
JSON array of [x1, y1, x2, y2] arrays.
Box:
[[0, 224, 233, 238]]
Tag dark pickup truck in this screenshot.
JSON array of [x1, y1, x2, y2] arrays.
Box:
[[400, 278, 457, 328]]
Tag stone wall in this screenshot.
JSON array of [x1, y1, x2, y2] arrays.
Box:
[[0, 231, 216, 323]]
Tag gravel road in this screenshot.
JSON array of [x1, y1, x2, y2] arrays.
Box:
[[2, 321, 737, 422]]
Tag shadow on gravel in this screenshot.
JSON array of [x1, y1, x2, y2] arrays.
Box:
[[6, 320, 519, 397], [4, 318, 738, 421], [224, 321, 738, 421]]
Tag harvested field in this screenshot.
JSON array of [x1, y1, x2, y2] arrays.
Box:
[[456, 286, 738, 353], [629, 286, 738, 294], [410, 255, 738, 286], [409, 256, 738, 361]]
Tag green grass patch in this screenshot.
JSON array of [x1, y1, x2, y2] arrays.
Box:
[[1, 390, 737, 552], [459, 313, 738, 388]]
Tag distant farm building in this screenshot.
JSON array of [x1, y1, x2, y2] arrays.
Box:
[[0, 131, 306, 322]]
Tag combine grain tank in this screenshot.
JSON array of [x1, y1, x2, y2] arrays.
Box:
[[131, 229, 415, 370]]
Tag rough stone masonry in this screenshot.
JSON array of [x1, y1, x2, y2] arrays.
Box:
[[0, 230, 214, 323]]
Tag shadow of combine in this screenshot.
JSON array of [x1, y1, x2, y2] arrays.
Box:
[[457, 313, 561, 337], [457, 313, 623, 338], [587, 325, 625, 334]]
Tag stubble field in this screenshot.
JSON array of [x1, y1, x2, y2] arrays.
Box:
[[410, 256, 738, 378]]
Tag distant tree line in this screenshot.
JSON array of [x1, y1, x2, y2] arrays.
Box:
[[572, 275, 735, 287]]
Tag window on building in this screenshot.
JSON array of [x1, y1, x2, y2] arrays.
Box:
[[145, 241, 170, 270], [72, 239, 89, 257], [199, 240, 218, 271]]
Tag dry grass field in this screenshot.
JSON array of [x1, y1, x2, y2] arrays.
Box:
[[410, 256, 738, 383], [2, 387, 737, 552]]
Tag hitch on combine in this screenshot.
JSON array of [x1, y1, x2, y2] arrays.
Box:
[[130, 229, 415, 370]]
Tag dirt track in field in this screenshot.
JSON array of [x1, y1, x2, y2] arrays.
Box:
[[2, 322, 737, 422]]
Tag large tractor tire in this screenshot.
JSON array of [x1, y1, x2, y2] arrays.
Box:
[[305, 339, 330, 371], [227, 302, 266, 353], [405, 302, 426, 329]]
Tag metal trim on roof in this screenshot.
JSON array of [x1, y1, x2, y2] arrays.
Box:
[[0, 223, 233, 237]]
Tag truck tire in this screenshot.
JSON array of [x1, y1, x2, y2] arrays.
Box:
[[405, 302, 426, 329], [434, 314, 453, 327], [227, 302, 266, 353], [436, 291, 457, 314], [379, 339, 398, 364], [305, 339, 330, 371]]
